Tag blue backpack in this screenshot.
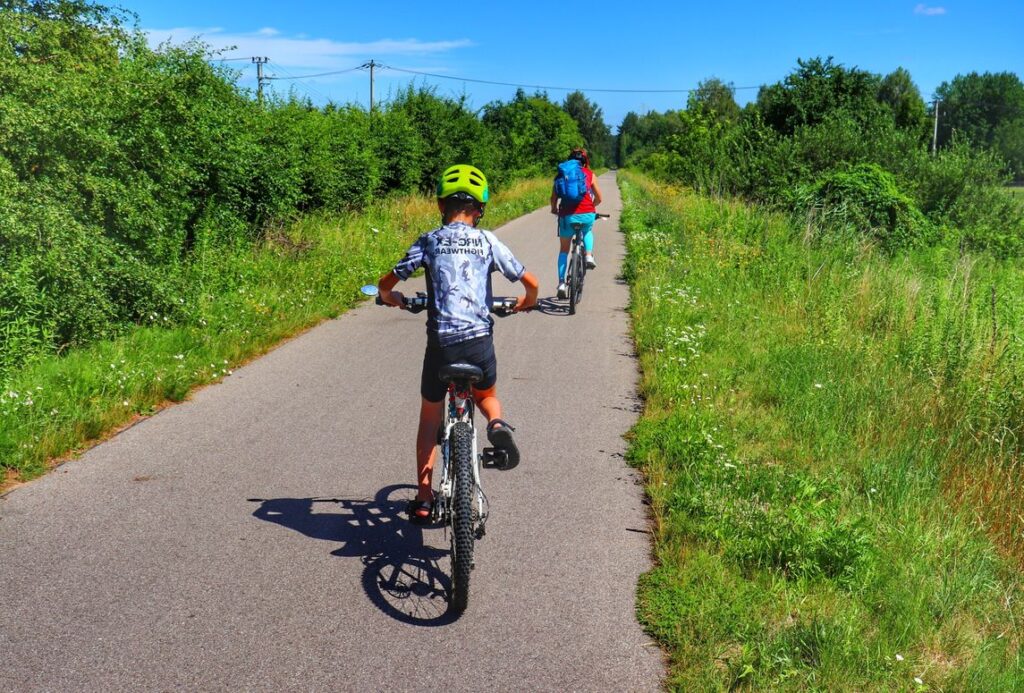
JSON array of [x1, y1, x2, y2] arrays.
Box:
[[554, 159, 589, 204]]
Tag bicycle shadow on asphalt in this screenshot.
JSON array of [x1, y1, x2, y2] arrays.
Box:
[[249, 484, 460, 627], [531, 296, 571, 316]]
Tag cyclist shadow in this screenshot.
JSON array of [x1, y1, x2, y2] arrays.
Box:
[[532, 296, 571, 316], [249, 484, 460, 627]]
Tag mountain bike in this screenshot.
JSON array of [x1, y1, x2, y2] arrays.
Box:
[[360, 284, 516, 613], [563, 212, 610, 315]]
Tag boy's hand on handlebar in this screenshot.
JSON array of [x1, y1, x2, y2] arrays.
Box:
[[513, 295, 535, 313], [380, 289, 406, 309]]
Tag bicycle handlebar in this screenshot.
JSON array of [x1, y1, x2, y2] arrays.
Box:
[[366, 288, 518, 316]]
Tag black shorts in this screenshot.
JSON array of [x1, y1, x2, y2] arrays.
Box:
[[421, 334, 497, 403]]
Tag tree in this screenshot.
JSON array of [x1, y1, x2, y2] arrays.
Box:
[[687, 78, 740, 124], [935, 71, 1024, 177], [562, 91, 612, 166], [756, 57, 884, 135], [878, 67, 927, 134], [482, 90, 580, 179]]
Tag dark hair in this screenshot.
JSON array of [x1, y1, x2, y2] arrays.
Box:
[[570, 147, 590, 167], [441, 192, 485, 222]]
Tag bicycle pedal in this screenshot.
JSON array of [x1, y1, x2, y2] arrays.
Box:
[[475, 524, 487, 540], [481, 447, 509, 468]]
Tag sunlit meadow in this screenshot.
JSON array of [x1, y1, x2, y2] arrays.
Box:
[[621, 171, 1024, 690]]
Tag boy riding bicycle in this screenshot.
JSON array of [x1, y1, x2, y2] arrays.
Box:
[[377, 164, 539, 522], [550, 147, 603, 300]]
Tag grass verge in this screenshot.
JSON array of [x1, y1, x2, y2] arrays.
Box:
[[620, 170, 1024, 690], [0, 177, 552, 486]]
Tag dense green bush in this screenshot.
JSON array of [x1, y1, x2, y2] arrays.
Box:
[[0, 2, 581, 385], [793, 164, 935, 251], [621, 56, 1024, 258]]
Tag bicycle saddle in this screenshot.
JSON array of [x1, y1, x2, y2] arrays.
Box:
[[439, 362, 483, 383]]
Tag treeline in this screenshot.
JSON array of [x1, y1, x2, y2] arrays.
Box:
[[0, 1, 610, 381], [617, 58, 1024, 256]]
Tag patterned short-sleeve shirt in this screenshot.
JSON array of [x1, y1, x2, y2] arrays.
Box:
[[393, 222, 526, 346]]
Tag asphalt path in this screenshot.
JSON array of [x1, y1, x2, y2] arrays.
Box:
[[0, 172, 663, 691]]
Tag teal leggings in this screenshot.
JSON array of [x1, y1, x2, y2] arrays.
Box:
[[557, 213, 595, 281]]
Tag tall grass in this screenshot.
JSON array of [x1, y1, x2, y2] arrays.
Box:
[[621, 170, 1024, 690], [0, 178, 552, 483]]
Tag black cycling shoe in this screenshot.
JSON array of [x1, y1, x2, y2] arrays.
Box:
[[486, 419, 520, 470]]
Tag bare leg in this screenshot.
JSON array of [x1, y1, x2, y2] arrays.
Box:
[[473, 384, 502, 425], [416, 398, 444, 502]]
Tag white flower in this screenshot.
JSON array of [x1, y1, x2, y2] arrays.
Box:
[[915, 677, 923, 685], [814, 383, 823, 389], [895, 653, 904, 662], [371, 227, 380, 234], [123, 400, 130, 406]]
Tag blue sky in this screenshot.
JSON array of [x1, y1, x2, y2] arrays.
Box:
[[125, 0, 1023, 129]]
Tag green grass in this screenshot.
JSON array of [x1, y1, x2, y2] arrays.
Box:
[[0, 178, 553, 483], [621, 171, 1024, 690]]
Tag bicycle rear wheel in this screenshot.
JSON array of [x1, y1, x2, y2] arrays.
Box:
[[449, 421, 475, 612]]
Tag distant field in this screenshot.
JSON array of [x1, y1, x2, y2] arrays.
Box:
[[1007, 185, 1024, 199]]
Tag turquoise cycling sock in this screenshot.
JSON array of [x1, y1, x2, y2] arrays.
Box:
[[584, 229, 594, 253], [557, 252, 568, 281]]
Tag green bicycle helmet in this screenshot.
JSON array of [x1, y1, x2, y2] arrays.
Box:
[[436, 164, 490, 204]]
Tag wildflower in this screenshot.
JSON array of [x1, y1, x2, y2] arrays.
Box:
[[371, 227, 381, 234], [814, 383, 823, 389], [915, 677, 923, 685], [123, 400, 130, 406], [174, 354, 184, 360], [895, 654, 904, 662]]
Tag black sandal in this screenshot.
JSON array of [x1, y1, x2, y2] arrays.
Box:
[[486, 419, 520, 470], [406, 498, 434, 525]]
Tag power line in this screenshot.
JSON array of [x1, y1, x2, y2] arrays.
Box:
[[267, 61, 334, 104], [266, 65, 365, 81], [381, 65, 764, 94], [257, 61, 763, 95]]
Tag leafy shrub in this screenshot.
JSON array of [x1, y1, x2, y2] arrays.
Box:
[[0, 2, 579, 384], [793, 164, 936, 250]]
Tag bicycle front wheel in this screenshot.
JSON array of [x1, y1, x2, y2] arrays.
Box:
[[449, 421, 475, 612]]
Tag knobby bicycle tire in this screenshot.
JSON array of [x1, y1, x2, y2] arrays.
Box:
[[569, 249, 585, 311], [449, 421, 475, 612]]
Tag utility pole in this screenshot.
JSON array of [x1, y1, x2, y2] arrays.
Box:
[[931, 99, 941, 155], [252, 56, 270, 105], [362, 60, 378, 113]]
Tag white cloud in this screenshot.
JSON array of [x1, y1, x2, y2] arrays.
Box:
[[143, 27, 473, 70], [914, 4, 947, 15]]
